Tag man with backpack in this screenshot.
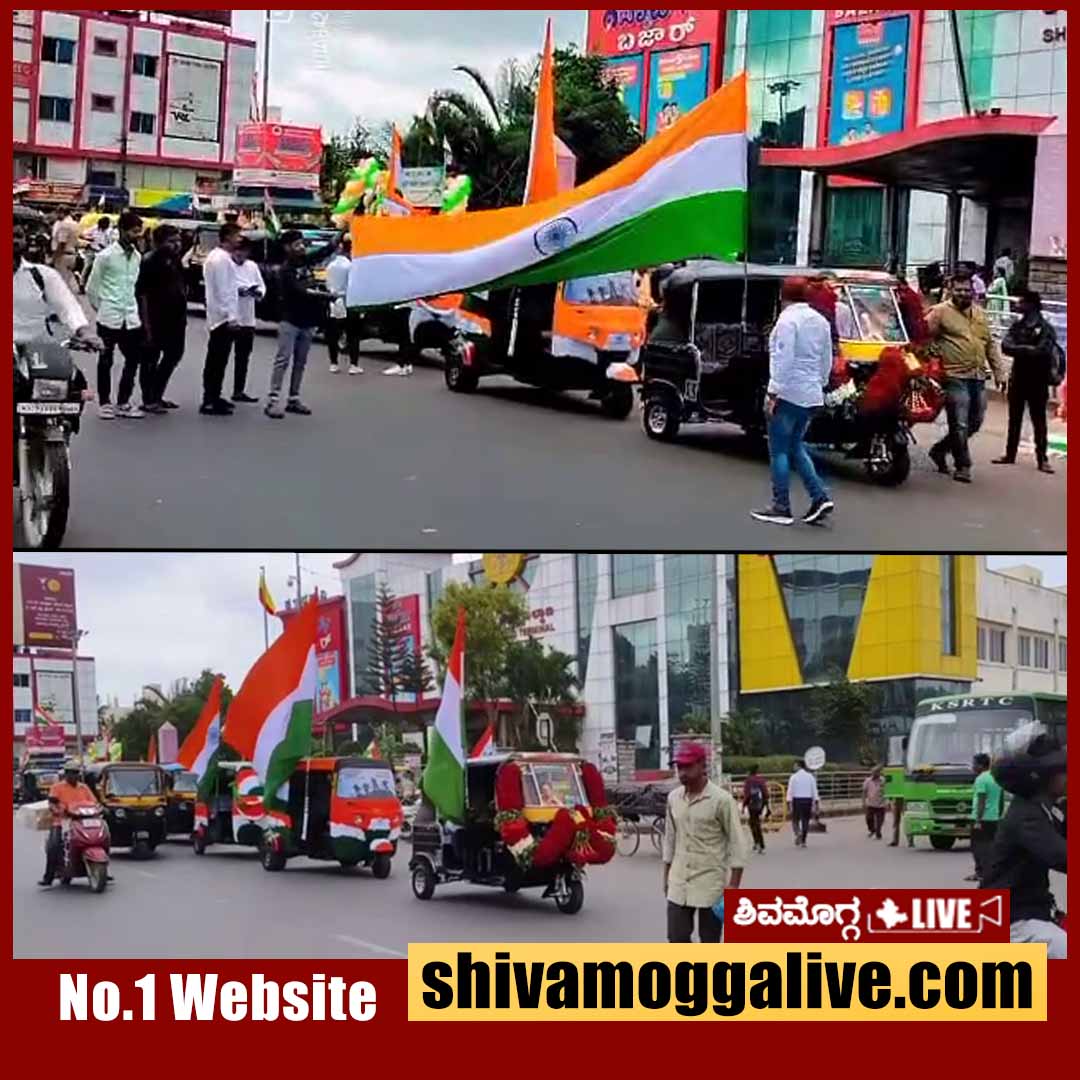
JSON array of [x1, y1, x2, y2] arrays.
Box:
[[993, 290, 1062, 475], [741, 764, 770, 854]]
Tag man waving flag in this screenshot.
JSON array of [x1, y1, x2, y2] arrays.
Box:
[[423, 608, 466, 821]]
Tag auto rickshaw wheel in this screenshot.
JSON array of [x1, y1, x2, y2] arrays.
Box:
[[87, 861, 107, 894], [555, 877, 585, 915], [372, 853, 392, 880], [192, 831, 207, 855], [929, 835, 956, 851], [600, 384, 634, 420], [642, 395, 680, 441], [261, 842, 287, 872], [866, 435, 911, 487], [411, 860, 437, 900], [444, 355, 479, 393]]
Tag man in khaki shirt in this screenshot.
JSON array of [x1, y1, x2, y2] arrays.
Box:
[[663, 742, 749, 942], [926, 272, 1004, 483]]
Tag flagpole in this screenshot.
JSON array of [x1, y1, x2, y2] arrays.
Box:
[[260, 565, 269, 650]]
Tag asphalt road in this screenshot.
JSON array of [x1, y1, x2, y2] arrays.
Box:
[[30, 314, 1067, 551], [14, 815, 1061, 959]]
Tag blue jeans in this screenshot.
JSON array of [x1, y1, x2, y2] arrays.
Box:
[[269, 322, 314, 400], [768, 399, 828, 512], [932, 377, 986, 471]]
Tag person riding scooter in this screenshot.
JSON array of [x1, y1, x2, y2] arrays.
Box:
[[981, 723, 1067, 958], [39, 761, 97, 886]]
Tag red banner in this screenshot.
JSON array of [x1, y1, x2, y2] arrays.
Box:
[[724, 890, 1011, 944], [19, 564, 78, 648], [587, 9, 721, 57], [26, 721, 66, 749], [234, 122, 322, 189], [13, 59, 35, 89]]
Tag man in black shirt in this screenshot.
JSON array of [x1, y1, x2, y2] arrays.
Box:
[[265, 229, 339, 419], [136, 224, 187, 412]]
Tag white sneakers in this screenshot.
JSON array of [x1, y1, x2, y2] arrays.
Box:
[[348, 364, 364, 375], [329, 363, 340, 374], [382, 363, 414, 377], [98, 404, 115, 420], [117, 403, 145, 419]]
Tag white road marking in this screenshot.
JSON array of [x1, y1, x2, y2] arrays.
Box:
[[333, 935, 407, 958]]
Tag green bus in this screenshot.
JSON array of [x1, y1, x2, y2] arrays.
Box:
[[898, 692, 1067, 849]]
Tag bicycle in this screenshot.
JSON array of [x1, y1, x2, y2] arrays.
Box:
[[649, 814, 665, 854], [615, 813, 641, 857]]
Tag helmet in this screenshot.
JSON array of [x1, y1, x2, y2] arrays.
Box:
[[63, 759, 81, 774], [992, 722, 1066, 797]]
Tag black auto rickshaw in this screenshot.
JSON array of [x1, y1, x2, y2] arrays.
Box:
[[192, 761, 265, 855], [259, 756, 403, 876], [409, 751, 616, 913], [638, 261, 943, 486], [83, 762, 168, 858], [161, 764, 199, 838]]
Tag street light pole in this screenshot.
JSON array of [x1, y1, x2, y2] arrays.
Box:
[[294, 553, 303, 605], [70, 629, 88, 763]]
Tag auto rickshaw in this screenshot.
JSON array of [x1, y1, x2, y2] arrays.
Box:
[[192, 761, 265, 855], [409, 751, 616, 913], [83, 762, 167, 858], [161, 763, 199, 838], [443, 273, 648, 418], [259, 756, 403, 876], [638, 261, 944, 486]]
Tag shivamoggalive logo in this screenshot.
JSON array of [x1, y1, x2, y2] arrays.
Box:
[[724, 890, 1009, 944]]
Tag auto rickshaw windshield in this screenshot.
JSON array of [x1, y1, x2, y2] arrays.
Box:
[[105, 768, 162, 796], [173, 771, 198, 793], [336, 765, 397, 799], [521, 763, 586, 808], [564, 272, 638, 307], [841, 284, 907, 343]]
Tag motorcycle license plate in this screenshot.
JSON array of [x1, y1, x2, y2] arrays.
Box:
[[606, 333, 631, 351], [135, 830, 150, 839], [17, 402, 81, 415]]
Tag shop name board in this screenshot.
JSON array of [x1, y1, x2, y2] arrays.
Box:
[[587, 9, 719, 57], [919, 696, 1018, 714], [520, 607, 557, 639], [18, 564, 78, 648]]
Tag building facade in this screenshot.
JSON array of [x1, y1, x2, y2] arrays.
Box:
[[12, 9, 256, 206], [976, 558, 1067, 696], [13, 650, 98, 760]]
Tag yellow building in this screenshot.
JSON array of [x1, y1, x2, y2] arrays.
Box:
[[737, 555, 977, 756]]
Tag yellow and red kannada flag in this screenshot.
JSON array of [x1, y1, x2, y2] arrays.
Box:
[[347, 73, 748, 308], [258, 569, 276, 616]]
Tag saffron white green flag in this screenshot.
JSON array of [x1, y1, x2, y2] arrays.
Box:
[[423, 608, 466, 822], [177, 675, 223, 782]]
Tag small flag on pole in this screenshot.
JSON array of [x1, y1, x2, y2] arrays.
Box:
[[470, 722, 496, 759], [147, 730, 158, 764], [259, 569, 277, 616], [263, 189, 281, 239], [365, 738, 382, 760]]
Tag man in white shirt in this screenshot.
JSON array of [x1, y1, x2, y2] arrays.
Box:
[[50, 208, 80, 288], [228, 236, 267, 403], [200, 222, 245, 416], [752, 276, 835, 527], [85, 211, 150, 419], [78, 215, 116, 291], [786, 761, 820, 848], [324, 237, 362, 375], [13, 222, 97, 346]]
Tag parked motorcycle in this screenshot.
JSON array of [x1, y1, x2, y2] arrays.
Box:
[[58, 804, 111, 893], [13, 335, 95, 549]]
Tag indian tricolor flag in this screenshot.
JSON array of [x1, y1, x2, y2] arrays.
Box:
[[347, 73, 748, 307], [470, 721, 496, 760], [177, 676, 223, 782], [224, 599, 318, 828], [422, 608, 466, 822]]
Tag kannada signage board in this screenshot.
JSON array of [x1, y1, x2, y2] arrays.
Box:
[[18, 564, 77, 649], [164, 54, 222, 143], [18, 180, 85, 205], [234, 122, 323, 189], [646, 44, 711, 136], [399, 166, 446, 208], [602, 54, 645, 126], [279, 596, 349, 717], [587, 9, 721, 57]]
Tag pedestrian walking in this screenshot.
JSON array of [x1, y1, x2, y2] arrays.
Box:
[[862, 766, 887, 839], [201, 222, 245, 416], [926, 272, 1005, 483], [786, 760, 819, 848], [993, 290, 1060, 475], [79, 214, 116, 291], [265, 229, 340, 418], [751, 276, 835, 526], [993, 248, 1016, 291], [136, 223, 187, 413], [86, 210, 151, 420], [228, 236, 266, 403], [50, 207, 79, 288], [967, 752, 1005, 883], [325, 237, 362, 375], [662, 742, 748, 943], [741, 763, 770, 854]]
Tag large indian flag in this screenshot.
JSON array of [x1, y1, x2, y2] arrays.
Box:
[[347, 73, 748, 307], [177, 676, 223, 782], [422, 608, 466, 822], [223, 599, 318, 826]]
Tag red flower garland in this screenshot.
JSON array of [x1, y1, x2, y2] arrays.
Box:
[[531, 808, 579, 869]]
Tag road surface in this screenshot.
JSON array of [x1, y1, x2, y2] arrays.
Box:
[[27, 315, 1067, 551], [15, 815, 1059, 959]]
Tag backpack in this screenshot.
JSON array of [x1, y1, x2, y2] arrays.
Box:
[[747, 782, 765, 813], [1048, 341, 1066, 387]]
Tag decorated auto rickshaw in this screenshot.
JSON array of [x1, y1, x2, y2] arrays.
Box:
[[443, 274, 648, 418], [258, 756, 403, 876], [83, 762, 168, 858], [409, 751, 616, 913], [160, 763, 199, 838], [192, 761, 265, 855], [638, 261, 944, 485]]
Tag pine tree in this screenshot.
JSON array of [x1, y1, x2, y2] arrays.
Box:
[[364, 583, 412, 708]]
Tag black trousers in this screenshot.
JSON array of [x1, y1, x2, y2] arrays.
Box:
[[326, 313, 361, 366], [1005, 378, 1050, 464], [147, 322, 186, 403], [667, 902, 722, 943], [203, 324, 235, 405], [971, 820, 998, 882], [43, 825, 62, 881], [231, 327, 255, 396], [748, 809, 766, 850], [791, 798, 813, 844], [97, 324, 150, 406], [865, 806, 886, 838]]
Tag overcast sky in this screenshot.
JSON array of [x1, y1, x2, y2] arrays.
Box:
[[231, 10, 589, 135], [12, 553, 1064, 706]]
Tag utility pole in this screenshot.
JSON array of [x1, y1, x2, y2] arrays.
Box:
[[294, 553, 303, 605], [261, 11, 272, 120], [70, 629, 88, 762]]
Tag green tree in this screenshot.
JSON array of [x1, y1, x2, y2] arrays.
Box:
[[398, 646, 435, 702], [807, 672, 881, 760], [500, 637, 579, 749], [364, 583, 412, 708], [720, 707, 764, 757]]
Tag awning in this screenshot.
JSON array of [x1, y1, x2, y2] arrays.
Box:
[[761, 114, 1055, 201]]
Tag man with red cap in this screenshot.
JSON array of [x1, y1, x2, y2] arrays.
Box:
[[662, 741, 749, 943], [751, 275, 835, 526]]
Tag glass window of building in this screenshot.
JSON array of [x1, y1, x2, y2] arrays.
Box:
[[348, 574, 377, 696], [772, 555, 874, 682], [613, 620, 660, 771], [610, 555, 656, 598], [664, 555, 715, 738], [574, 554, 599, 683], [14, 709, 32, 726], [1058, 640, 1067, 673], [1018, 633, 1032, 667], [940, 556, 958, 656], [1034, 636, 1051, 670]]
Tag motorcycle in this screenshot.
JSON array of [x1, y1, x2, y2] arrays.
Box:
[[58, 804, 111, 893], [13, 335, 95, 549]]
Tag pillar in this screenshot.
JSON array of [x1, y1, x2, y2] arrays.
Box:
[[944, 191, 962, 275], [808, 172, 829, 266]]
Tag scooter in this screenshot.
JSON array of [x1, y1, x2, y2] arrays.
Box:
[[13, 335, 95, 549], [58, 804, 111, 893]]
